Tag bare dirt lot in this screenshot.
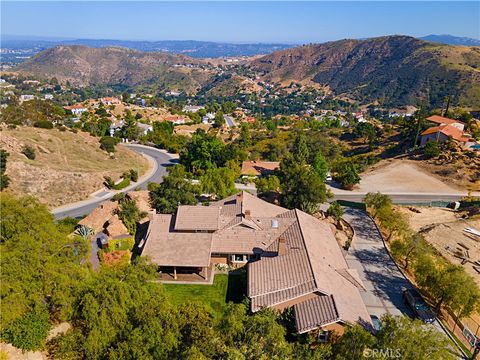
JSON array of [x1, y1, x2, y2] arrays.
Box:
[[397, 206, 480, 285], [1, 127, 149, 207], [357, 159, 466, 193]]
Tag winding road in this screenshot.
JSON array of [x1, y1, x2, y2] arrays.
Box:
[[52, 144, 178, 219]]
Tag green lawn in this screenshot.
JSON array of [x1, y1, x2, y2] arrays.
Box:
[[163, 273, 246, 318]]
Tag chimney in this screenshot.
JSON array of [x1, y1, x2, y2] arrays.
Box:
[[244, 209, 251, 220], [278, 236, 287, 256]]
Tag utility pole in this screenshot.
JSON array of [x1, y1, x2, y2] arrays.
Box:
[[413, 101, 425, 148], [442, 95, 451, 117]]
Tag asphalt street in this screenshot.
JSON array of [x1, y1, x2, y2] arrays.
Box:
[[52, 144, 177, 219]]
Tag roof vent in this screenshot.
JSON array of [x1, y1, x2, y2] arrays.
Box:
[[271, 219, 279, 229]]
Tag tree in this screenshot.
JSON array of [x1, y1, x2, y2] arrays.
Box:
[[200, 167, 237, 199], [149, 165, 198, 214], [117, 198, 147, 234], [375, 314, 455, 360], [123, 109, 140, 140], [424, 141, 440, 158], [0, 149, 10, 190], [364, 192, 392, 218], [100, 136, 120, 153], [354, 122, 377, 148], [332, 323, 375, 359], [326, 201, 343, 221], [0, 194, 88, 334], [292, 131, 309, 164], [21, 145, 36, 160], [3, 305, 51, 351], [334, 161, 360, 190], [238, 123, 252, 149], [180, 130, 225, 174], [279, 155, 330, 214], [255, 175, 280, 196], [214, 111, 225, 127], [312, 152, 329, 181]]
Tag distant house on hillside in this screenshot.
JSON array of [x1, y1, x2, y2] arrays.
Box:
[[100, 97, 122, 106], [140, 191, 371, 338], [165, 115, 186, 125], [183, 105, 205, 113], [420, 115, 470, 146], [137, 122, 153, 135], [241, 160, 280, 178], [19, 94, 35, 102], [64, 104, 87, 116]]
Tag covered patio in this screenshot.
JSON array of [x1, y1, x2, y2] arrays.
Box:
[[158, 264, 214, 283]]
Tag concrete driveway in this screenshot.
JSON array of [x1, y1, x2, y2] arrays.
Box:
[[343, 207, 416, 318], [343, 207, 465, 358]]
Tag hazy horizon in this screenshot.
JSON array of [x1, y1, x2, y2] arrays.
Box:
[[2, 1, 479, 43]]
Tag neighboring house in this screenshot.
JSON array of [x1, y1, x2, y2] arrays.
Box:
[[241, 160, 280, 178], [44, 94, 54, 100], [420, 115, 470, 146], [19, 94, 35, 102], [202, 112, 216, 124], [109, 119, 125, 136], [137, 122, 153, 135], [183, 105, 205, 113], [165, 115, 186, 125], [141, 191, 370, 338], [100, 97, 122, 106], [64, 104, 88, 116]]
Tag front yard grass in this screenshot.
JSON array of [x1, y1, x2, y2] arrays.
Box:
[[162, 272, 246, 318]]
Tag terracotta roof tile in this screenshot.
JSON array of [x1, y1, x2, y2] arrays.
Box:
[[294, 295, 339, 333]]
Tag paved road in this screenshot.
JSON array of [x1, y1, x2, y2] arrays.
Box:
[[223, 115, 236, 128], [52, 144, 177, 219], [333, 192, 475, 204], [343, 207, 413, 317], [343, 207, 465, 358]]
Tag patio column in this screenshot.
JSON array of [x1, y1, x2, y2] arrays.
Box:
[[173, 266, 177, 280], [204, 266, 208, 280]]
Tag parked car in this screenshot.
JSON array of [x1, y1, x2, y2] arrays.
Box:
[[403, 289, 436, 324], [369, 314, 382, 333]]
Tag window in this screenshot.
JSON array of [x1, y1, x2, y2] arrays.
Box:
[[231, 254, 247, 263], [317, 331, 329, 343]]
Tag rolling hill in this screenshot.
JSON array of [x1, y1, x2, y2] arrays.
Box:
[[16, 45, 214, 93], [251, 35, 480, 107], [15, 36, 480, 107]]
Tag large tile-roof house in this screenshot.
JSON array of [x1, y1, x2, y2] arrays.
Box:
[[141, 191, 370, 337], [421, 115, 471, 146]]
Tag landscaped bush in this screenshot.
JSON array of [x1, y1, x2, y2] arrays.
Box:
[[111, 177, 130, 190], [106, 237, 135, 252], [100, 136, 120, 153], [424, 141, 440, 158], [21, 145, 36, 160], [33, 120, 54, 129], [3, 306, 51, 351]]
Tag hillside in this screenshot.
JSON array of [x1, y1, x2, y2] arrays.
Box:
[[251, 36, 480, 107], [0, 127, 149, 207], [16, 45, 214, 93]]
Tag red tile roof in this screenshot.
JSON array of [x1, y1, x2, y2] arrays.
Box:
[[426, 115, 464, 126], [421, 124, 469, 142]]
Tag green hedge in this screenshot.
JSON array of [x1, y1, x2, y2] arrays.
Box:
[[112, 178, 130, 190]]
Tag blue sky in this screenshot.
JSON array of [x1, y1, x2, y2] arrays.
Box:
[[1, 1, 479, 43]]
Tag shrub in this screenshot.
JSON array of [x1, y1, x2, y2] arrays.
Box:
[[21, 145, 36, 160], [3, 306, 51, 351], [334, 161, 360, 189], [100, 136, 120, 153], [326, 201, 344, 221], [424, 141, 440, 159], [112, 177, 130, 190], [103, 176, 115, 189], [33, 120, 53, 129], [128, 169, 139, 182]]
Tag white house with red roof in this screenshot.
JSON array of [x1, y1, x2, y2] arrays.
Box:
[[420, 115, 471, 146]]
